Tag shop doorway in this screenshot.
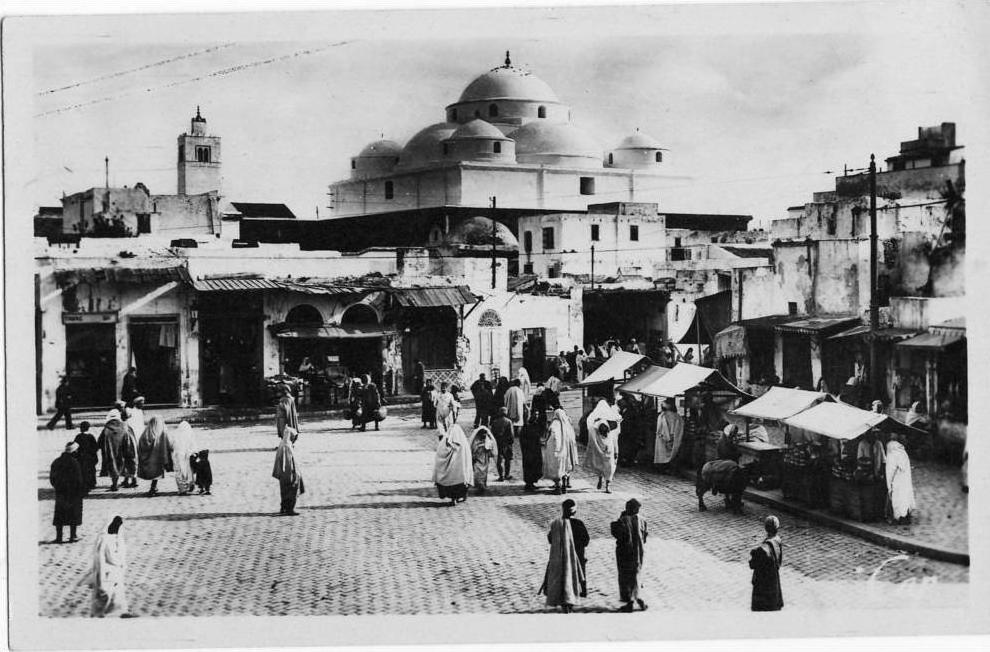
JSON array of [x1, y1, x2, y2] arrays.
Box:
[[781, 332, 813, 389], [583, 290, 666, 356], [200, 294, 264, 406], [401, 306, 457, 390], [65, 323, 116, 408], [128, 317, 180, 405]]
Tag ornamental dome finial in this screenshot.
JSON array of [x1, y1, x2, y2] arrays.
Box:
[[504, 50, 511, 67]]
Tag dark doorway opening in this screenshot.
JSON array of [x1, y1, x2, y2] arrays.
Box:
[[128, 318, 180, 405], [583, 290, 666, 359], [401, 306, 457, 391], [199, 294, 263, 406], [781, 333, 813, 390], [66, 323, 116, 409]]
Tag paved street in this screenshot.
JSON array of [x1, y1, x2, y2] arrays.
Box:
[[38, 395, 968, 617]]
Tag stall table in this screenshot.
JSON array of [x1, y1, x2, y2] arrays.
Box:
[[737, 440, 785, 489]]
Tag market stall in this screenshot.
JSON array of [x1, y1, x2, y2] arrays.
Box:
[[730, 386, 834, 492], [575, 350, 651, 443], [782, 402, 924, 522], [632, 363, 754, 467]]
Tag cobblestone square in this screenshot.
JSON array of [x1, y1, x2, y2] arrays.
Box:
[[37, 395, 967, 618]]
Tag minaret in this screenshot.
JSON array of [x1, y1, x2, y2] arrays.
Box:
[[177, 106, 221, 195]]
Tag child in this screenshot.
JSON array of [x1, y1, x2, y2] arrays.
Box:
[[190, 450, 213, 495]]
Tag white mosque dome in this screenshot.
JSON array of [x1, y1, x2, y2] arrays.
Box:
[[357, 139, 403, 158], [458, 65, 560, 103], [616, 131, 664, 150], [449, 119, 511, 141], [398, 122, 459, 168], [509, 121, 603, 168]]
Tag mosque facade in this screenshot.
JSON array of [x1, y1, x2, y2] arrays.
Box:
[[327, 53, 667, 218]]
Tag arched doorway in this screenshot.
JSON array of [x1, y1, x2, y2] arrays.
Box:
[[338, 303, 385, 387], [286, 304, 322, 325]]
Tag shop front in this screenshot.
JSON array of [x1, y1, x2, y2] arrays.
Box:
[[198, 292, 265, 406], [773, 315, 859, 391], [63, 312, 118, 409]]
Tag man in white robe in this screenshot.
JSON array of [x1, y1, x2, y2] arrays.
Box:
[[586, 399, 621, 492], [885, 432, 916, 524], [654, 398, 684, 470]]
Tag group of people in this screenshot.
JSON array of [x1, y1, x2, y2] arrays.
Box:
[[422, 366, 627, 504], [49, 398, 209, 545], [344, 375, 387, 431], [539, 498, 783, 613]]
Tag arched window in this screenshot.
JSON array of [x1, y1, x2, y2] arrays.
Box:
[[286, 304, 323, 325], [655, 151, 663, 163], [608, 153, 614, 165], [385, 181, 394, 200], [493, 142, 501, 154], [488, 103, 498, 118], [341, 303, 379, 325], [478, 309, 502, 327], [538, 106, 547, 119]]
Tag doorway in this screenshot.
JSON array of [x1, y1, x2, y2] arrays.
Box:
[[128, 317, 180, 405], [781, 332, 813, 389], [199, 293, 264, 406], [65, 323, 116, 408]]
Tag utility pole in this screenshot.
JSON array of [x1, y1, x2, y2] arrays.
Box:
[[590, 243, 595, 291], [490, 196, 497, 290], [868, 153, 880, 402]]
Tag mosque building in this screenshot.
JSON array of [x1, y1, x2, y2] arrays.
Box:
[[319, 52, 668, 251]]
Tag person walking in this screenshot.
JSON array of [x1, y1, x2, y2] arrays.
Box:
[[50, 442, 85, 544], [471, 374, 492, 428], [538, 499, 586, 613], [273, 426, 303, 516], [434, 381, 458, 435], [516, 367, 532, 403], [433, 423, 473, 505], [654, 398, 684, 473], [86, 516, 134, 618], [73, 421, 100, 495], [749, 515, 784, 611], [360, 374, 385, 431], [574, 349, 587, 382], [125, 396, 145, 437], [490, 407, 515, 482], [120, 367, 140, 405], [98, 409, 127, 492], [275, 384, 299, 439], [136, 416, 171, 497], [504, 379, 526, 440], [47, 376, 74, 430], [586, 399, 621, 492], [543, 408, 577, 494], [611, 498, 648, 612], [470, 425, 498, 494], [168, 421, 197, 495], [885, 432, 916, 525], [420, 378, 438, 429]]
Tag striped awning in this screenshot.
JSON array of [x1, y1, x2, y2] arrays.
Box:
[[391, 286, 477, 308]]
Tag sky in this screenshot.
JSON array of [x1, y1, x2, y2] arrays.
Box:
[[14, 1, 989, 227]]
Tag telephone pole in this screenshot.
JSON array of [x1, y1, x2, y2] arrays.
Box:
[[490, 196, 497, 290], [590, 243, 596, 291], [868, 154, 880, 402]]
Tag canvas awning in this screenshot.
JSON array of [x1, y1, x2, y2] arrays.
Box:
[[577, 351, 647, 387], [896, 331, 965, 351], [676, 290, 732, 345], [617, 365, 670, 395], [271, 323, 392, 339], [391, 286, 476, 308], [635, 363, 751, 399], [782, 402, 887, 440], [714, 324, 746, 360], [774, 315, 859, 336], [731, 386, 832, 421]]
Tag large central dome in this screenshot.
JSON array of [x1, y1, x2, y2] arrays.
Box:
[[458, 65, 560, 103]]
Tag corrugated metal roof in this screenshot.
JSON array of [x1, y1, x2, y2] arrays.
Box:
[[896, 331, 965, 351], [230, 202, 297, 219], [827, 325, 919, 341], [54, 266, 186, 287], [391, 286, 477, 308], [188, 276, 374, 295], [774, 315, 858, 335]]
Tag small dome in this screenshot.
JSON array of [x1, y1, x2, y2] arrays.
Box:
[[449, 119, 509, 140], [398, 122, 458, 168], [510, 122, 603, 167], [458, 65, 559, 103], [448, 216, 519, 248], [358, 139, 402, 158], [617, 130, 663, 150]]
